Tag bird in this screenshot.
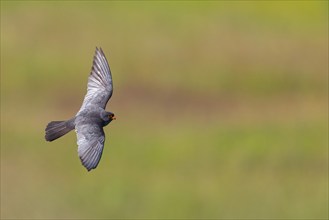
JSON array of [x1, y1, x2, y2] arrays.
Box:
[[45, 47, 116, 171]]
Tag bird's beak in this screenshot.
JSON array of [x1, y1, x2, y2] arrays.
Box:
[[112, 116, 116, 120]]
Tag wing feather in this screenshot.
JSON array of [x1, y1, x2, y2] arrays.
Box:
[[78, 47, 113, 113], [76, 123, 105, 171]]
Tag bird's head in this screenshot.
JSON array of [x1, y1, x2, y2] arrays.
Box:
[[108, 112, 116, 121], [101, 111, 116, 126]]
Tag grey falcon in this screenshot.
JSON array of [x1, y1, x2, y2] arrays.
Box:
[[45, 47, 116, 171]]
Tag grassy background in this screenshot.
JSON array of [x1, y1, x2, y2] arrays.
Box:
[[1, 1, 328, 219]]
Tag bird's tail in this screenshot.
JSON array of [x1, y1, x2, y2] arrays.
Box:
[[45, 119, 75, 142]]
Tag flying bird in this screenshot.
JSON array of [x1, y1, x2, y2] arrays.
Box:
[[45, 47, 116, 171]]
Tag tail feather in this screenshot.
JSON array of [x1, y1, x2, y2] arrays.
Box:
[[45, 120, 74, 141]]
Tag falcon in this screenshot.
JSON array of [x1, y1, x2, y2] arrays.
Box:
[[45, 47, 116, 171]]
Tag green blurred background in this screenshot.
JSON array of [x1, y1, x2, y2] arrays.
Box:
[[1, 1, 328, 219]]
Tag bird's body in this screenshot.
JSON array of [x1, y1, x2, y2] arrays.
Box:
[[45, 47, 115, 171]]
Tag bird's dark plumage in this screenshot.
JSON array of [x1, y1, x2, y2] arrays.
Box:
[[45, 47, 115, 171]]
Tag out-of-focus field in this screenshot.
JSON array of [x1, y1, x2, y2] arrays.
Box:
[[1, 1, 328, 219]]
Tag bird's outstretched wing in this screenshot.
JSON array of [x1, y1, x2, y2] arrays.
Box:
[[78, 47, 113, 113], [76, 123, 105, 171]]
